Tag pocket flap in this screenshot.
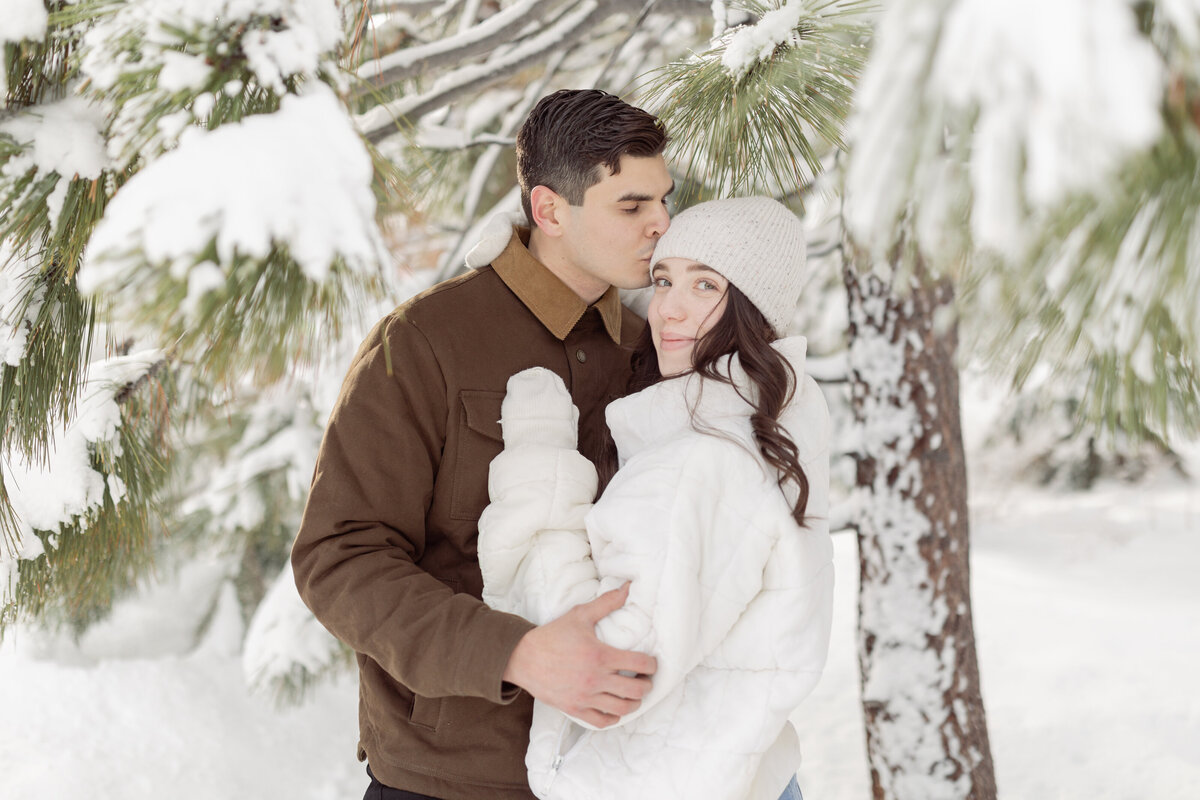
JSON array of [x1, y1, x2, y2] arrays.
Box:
[[460, 390, 504, 443]]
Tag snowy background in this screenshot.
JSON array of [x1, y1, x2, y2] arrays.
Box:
[[2, 0, 1199, 797], [2, 378, 1196, 800]]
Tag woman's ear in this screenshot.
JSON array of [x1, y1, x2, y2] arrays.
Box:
[[530, 185, 567, 237]]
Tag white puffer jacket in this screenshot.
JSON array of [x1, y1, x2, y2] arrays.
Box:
[[478, 336, 834, 800]]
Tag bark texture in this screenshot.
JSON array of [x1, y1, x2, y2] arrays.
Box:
[[844, 252, 997, 800]]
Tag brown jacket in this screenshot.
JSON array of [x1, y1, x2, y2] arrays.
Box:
[[292, 230, 643, 799]]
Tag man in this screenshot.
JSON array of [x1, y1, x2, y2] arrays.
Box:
[[292, 89, 674, 800]]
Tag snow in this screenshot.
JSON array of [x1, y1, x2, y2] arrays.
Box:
[[1158, 0, 1200, 49], [1, 351, 164, 533], [356, 0, 601, 138], [0, 96, 110, 230], [357, 0, 549, 81], [844, 0, 1164, 263], [78, 85, 388, 304], [243, 561, 343, 692], [721, 0, 806, 79], [0, 249, 44, 367], [0, 0, 47, 44], [0, 95, 109, 196], [81, 0, 345, 86], [0, 350, 164, 599], [181, 382, 324, 533], [79, 0, 347, 161], [156, 51, 214, 93], [2, 381, 1197, 798]]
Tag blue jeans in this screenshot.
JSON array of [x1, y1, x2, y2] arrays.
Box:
[[778, 776, 804, 800]]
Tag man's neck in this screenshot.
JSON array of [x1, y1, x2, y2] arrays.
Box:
[[527, 229, 609, 306]]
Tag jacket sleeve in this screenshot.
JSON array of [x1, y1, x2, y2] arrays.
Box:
[[478, 368, 601, 624], [291, 314, 533, 704]]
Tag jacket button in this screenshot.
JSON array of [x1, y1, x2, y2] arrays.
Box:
[[575, 348, 586, 363]]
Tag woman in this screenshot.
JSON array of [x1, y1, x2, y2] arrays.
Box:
[[478, 196, 833, 800]]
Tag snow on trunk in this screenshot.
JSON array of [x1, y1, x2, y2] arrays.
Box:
[[844, 249, 995, 800]]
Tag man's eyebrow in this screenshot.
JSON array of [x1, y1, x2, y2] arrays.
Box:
[[617, 182, 676, 203]]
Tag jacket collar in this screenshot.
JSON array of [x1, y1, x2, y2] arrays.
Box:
[[491, 226, 623, 344], [606, 336, 810, 462]]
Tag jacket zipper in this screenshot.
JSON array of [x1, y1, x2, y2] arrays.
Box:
[[544, 719, 586, 793]]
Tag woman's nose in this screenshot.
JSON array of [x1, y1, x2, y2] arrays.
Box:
[[657, 290, 685, 320]]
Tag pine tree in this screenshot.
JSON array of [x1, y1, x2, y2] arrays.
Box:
[[644, 0, 1200, 798], [6, 4, 1196, 796], [0, 0, 718, 697], [0, 0, 396, 647]]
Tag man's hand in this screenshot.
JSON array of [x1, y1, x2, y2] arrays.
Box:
[[503, 583, 656, 729]]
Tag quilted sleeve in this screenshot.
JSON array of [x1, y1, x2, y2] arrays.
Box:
[[583, 440, 783, 729], [477, 368, 601, 624]]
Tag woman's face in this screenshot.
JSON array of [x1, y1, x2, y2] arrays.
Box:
[[648, 257, 730, 377]]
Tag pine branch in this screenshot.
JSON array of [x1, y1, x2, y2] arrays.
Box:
[[0, 260, 95, 461], [973, 131, 1200, 440], [1, 354, 173, 636], [638, 0, 870, 206], [357, 0, 713, 142], [354, 0, 568, 91]]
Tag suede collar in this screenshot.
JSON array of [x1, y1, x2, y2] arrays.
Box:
[[490, 227, 623, 344]]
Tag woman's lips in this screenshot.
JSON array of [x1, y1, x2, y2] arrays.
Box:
[[658, 335, 694, 351]]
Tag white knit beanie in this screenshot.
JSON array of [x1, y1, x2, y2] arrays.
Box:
[[650, 196, 806, 336]]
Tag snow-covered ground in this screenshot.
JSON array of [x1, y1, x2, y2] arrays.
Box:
[[2, 416, 1198, 799]]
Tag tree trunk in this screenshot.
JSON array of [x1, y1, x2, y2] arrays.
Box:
[[844, 249, 997, 800]]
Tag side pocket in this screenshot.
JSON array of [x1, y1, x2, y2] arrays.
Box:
[[410, 694, 443, 730], [449, 390, 505, 521]]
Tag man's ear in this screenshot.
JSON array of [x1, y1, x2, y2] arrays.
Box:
[[530, 185, 568, 237]]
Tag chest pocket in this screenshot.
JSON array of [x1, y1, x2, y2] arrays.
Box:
[[450, 390, 505, 521]]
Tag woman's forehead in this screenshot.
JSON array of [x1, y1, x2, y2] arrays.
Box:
[[652, 257, 726, 278]]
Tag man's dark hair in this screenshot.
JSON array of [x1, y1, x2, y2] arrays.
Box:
[[515, 89, 668, 223]]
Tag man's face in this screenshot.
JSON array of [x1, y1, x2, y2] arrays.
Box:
[[559, 154, 674, 290]]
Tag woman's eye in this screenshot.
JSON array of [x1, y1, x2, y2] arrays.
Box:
[[653, 277, 671, 288], [697, 280, 717, 291]]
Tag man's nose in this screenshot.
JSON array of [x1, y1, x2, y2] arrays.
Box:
[[647, 204, 669, 238]]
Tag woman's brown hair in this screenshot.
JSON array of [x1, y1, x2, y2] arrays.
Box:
[[620, 284, 811, 526]]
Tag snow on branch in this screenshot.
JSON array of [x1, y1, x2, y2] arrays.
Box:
[[181, 383, 323, 536], [720, 0, 810, 80], [80, 0, 348, 163], [243, 561, 346, 701], [355, 0, 561, 88], [0, 0, 47, 45], [0, 256, 45, 368], [76, 85, 388, 383], [359, 0, 607, 140], [0, 96, 110, 234], [79, 85, 386, 301], [357, 0, 713, 142], [844, 0, 1163, 266], [0, 350, 165, 572]]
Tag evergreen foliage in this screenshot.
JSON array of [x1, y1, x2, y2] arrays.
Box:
[[0, 0, 389, 652], [641, 0, 870, 205], [3, 353, 172, 633]]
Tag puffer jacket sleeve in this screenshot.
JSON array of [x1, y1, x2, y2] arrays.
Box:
[[478, 368, 601, 624]]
